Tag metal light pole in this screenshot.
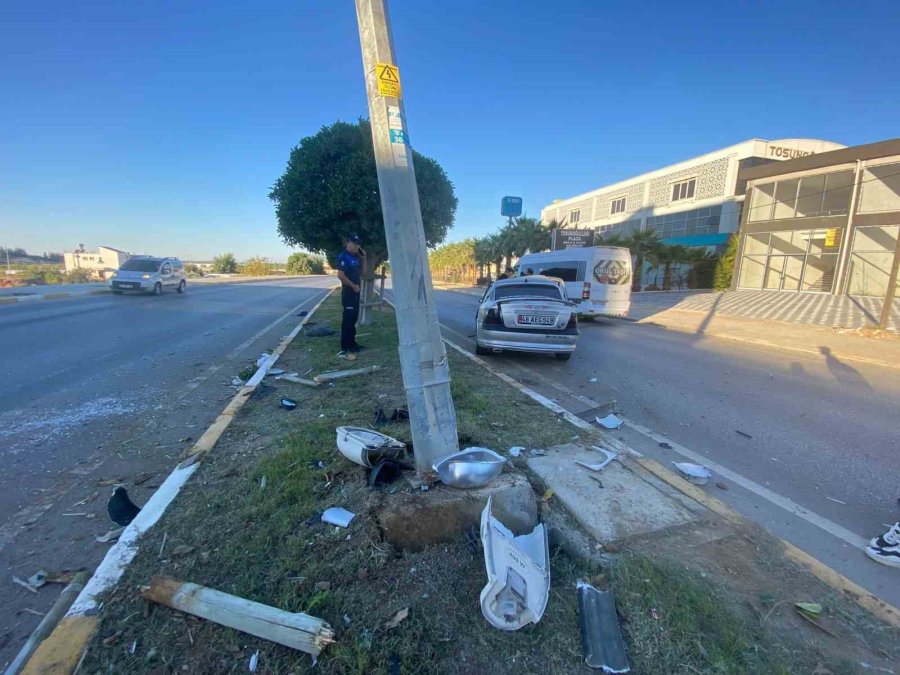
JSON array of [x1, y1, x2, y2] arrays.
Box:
[[355, 0, 459, 477], [879, 237, 900, 330]]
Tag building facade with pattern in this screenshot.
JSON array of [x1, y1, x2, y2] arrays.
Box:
[[540, 138, 844, 252]]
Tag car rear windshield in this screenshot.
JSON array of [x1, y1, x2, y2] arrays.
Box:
[[494, 284, 563, 300], [119, 259, 161, 272]]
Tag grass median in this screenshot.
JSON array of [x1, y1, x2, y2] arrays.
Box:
[[78, 295, 862, 674]]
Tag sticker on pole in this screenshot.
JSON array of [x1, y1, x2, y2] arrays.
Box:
[[376, 63, 401, 98]]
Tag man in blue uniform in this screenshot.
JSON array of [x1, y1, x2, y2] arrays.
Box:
[[336, 234, 366, 355]]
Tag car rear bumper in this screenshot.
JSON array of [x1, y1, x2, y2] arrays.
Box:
[[477, 328, 577, 354]]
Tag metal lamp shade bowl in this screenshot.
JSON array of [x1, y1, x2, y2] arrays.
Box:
[[434, 448, 506, 488]]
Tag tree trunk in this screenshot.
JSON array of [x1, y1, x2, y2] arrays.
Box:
[[632, 254, 644, 292], [358, 255, 385, 326], [663, 262, 672, 290]]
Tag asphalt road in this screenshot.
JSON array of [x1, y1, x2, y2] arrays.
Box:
[[423, 286, 900, 609], [0, 276, 335, 666]]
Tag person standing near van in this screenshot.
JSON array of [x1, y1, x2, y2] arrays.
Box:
[[336, 235, 366, 355]]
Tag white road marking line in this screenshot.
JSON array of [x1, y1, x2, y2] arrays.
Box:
[[436, 307, 869, 552]]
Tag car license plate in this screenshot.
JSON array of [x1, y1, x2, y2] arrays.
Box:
[[518, 315, 554, 326]]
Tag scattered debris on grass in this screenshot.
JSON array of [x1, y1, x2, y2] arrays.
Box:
[[383, 607, 409, 630], [321, 507, 355, 528], [140, 576, 335, 657], [314, 365, 380, 384], [480, 496, 550, 631], [577, 580, 630, 673], [96, 527, 125, 543], [279, 398, 297, 410]]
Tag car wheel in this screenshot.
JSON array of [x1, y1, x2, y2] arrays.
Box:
[[153, 283, 163, 296], [554, 352, 572, 361], [177, 280, 186, 294], [475, 343, 491, 356]]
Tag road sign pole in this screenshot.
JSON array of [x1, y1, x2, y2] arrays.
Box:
[[355, 0, 459, 477]]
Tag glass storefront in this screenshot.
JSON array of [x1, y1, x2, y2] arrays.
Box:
[[748, 170, 853, 223], [846, 225, 900, 297], [738, 228, 842, 292]]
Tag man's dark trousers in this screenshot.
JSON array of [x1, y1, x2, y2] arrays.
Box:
[[341, 288, 360, 351]]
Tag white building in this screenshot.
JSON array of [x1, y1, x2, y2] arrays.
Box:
[[64, 245, 130, 280], [540, 138, 845, 251]]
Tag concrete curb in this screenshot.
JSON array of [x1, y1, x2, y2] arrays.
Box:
[[19, 287, 336, 674], [0, 276, 332, 308], [414, 294, 900, 630]]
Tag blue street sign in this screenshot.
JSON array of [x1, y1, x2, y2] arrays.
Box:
[[500, 196, 523, 218]]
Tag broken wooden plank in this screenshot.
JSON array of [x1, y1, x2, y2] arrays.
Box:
[[7, 571, 89, 675], [275, 373, 321, 387], [140, 576, 334, 656], [313, 365, 380, 384]]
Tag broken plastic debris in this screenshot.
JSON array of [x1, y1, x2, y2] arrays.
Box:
[[576, 446, 618, 473], [12, 576, 39, 594], [672, 462, 712, 485], [27, 571, 48, 589], [577, 581, 630, 673], [383, 607, 409, 630], [321, 507, 355, 528], [249, 649, 259, 672], [480, 496, 550, 631], [280, 398, 298, 410], [508, 447, 524, 458], [267, 368, 285, 376], [231, 377, 243, 387], [256, 353, 270, 368], [596, 414, 624, 430], [336, 427, 406, 468], [96, 527, 125, 543]]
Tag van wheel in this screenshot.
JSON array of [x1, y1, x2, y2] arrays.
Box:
[[475, 343, 491, 356], [153, 283, 163, 296], [177, 280, 186, 294], [555, 353, 572, 361]]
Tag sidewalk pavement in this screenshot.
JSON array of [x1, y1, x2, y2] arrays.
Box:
[[631, 289, 899, 333]]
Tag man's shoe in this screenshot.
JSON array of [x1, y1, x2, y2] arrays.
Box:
[[869, 522, 900, 550], [866, 543, 900, 568], [337, 351, 357, 361]]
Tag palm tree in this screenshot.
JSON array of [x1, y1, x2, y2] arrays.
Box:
[[649, 244, 689, 290], [597, 233, 629, 248], [625, 230, 663, 292]]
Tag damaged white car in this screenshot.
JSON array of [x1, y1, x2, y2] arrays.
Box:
[[475, 276, 579, 361]]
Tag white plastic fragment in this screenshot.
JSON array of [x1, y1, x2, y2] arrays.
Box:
[[480, 496, 550, 631], [508, 447, 524, 458], [596, 414, 624, 430], [672, 462, 712, 485], [249, 649, 259, 672], [322, 507, 356, 528]]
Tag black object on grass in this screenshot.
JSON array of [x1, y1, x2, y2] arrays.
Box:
[[280, 398, 298, 410]]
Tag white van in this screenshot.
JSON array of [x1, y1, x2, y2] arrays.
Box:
[[516, 247, 632, 318]]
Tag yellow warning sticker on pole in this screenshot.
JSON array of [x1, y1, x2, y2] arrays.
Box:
[[376, 62, 401, 98], [825, 228, 839, 248]]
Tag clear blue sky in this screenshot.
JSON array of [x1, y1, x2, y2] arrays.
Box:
[[2, 0, 897, 262]]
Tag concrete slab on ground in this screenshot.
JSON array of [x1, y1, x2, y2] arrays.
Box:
[[377, 471, 537, 551], [527, 444, 701, 544]]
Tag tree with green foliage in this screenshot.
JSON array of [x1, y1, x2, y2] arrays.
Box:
[[269, 120, 456, 321], [286, 252, 325, 275], [212, 253, 238, 274], [184, 264, 204, 277], [241, 257, 272, 276], [596, 233, 629, 248], [714, 235, 739, 290], [270, 119, 456, 323], [65, 268, 92, 283]]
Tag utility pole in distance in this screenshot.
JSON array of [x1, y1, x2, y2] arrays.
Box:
[[355, 0, 459, 477]]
